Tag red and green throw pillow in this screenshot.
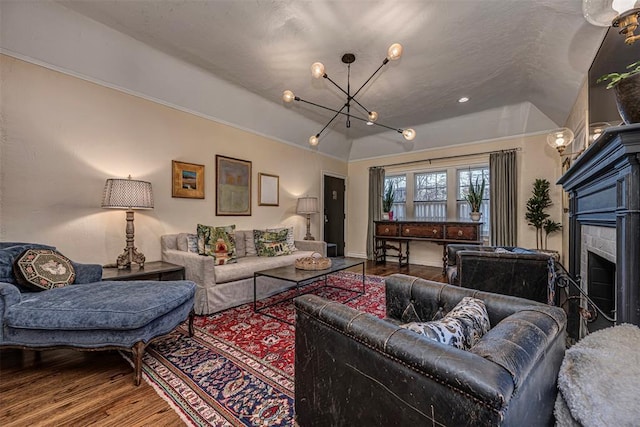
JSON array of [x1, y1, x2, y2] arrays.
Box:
[[13, 249, 76, 291], [197, 224, 237, 265]]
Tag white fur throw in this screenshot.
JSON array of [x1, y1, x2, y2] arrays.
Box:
[[555, 324, 640, 426]]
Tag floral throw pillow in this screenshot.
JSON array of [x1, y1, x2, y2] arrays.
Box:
[[254, 229, 291, 257], [197, 224, 237, 265]]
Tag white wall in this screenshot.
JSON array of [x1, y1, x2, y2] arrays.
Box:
[[0, 55, 346, 264], [346, 134, 564, 266]]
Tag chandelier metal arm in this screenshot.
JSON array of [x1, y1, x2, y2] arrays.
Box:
[[352, 58, 389, 99], [295, 96, 402, 135], [323, 74, 350, 98], [317, 106, 346, 137]]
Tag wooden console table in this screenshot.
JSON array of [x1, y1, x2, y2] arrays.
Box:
[[374, 220, 483, 273]]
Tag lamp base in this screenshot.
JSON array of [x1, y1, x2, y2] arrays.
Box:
[[116, 246, 146, 270], [116, 210, 145, 269], [304, 213, 316, 240]]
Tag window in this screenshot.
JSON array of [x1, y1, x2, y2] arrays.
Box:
[[384, 175, 406, 219], [414, 171, 447, 219], [457, 167, 490, 236]]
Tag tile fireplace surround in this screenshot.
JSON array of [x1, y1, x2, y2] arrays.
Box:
[[558, 123, 640, 336]]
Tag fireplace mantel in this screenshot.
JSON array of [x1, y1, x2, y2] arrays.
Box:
[[558, 123, 640, 326]]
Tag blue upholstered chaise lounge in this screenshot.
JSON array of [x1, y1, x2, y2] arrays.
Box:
[[0, 242, 196, 385]]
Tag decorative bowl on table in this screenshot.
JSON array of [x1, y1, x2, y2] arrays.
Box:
[[295, 252, 332, 270]]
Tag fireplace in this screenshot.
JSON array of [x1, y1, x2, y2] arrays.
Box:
[[558, 124, 640, 337], [587, 251, 615, 331]]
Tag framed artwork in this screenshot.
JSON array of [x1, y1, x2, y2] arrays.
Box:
[[216, 155, 252, 216], [258, 173, 279, 206], [172, 160, 205, 199]]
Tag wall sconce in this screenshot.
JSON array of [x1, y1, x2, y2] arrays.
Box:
[[296, 197, 319, 240], [102, 175, 154, 269], [583, 0, 640, 45], [547, 128, 575, 155], [589, 122, 612, 144]]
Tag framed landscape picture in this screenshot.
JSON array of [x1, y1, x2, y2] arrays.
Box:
[[172, 160, 205, 199], [258, 173, 279, 206], [216, 155, 252, 216]]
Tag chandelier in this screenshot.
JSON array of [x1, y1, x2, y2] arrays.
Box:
[[583, 0, 640, 44], [282, 43, 416, 146]]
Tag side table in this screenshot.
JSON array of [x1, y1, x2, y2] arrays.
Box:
[[102, 261, 185, 281]]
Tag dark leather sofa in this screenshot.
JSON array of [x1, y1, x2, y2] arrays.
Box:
[[446, 244, 553, 304], [294, 274, 566, 426]]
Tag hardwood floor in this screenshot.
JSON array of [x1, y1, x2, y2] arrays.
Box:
[[0, 261, 445, 426]]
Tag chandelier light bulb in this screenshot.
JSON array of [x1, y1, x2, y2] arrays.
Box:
[[282, 90, 295, 103], [387, 43, 403, 61], [311, 62, 325, 79], [368, 111, 379, 122], [402, 128, 416, 141], [309, 135, 319, 146], [612, 0, 637, 13]]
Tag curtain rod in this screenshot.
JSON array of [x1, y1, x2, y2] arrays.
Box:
[[374, 148, 521, 169]]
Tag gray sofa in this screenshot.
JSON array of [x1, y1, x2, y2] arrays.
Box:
[[295, 274, 567, 426], [0, 242, 196, 385], [161, 231, 326, 315]]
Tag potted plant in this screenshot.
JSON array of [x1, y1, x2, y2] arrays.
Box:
[[382, 183, 395, 220], [597, 61, 640, 124], [465, 176, 485, 221], [525, 178, 562, 250]]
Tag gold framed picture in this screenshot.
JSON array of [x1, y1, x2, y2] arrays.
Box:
[[172, 160, 205, 199], [258, 173, 279, 206], [216, 155, 252, 216]]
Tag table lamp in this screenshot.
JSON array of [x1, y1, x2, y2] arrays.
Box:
[[296, 197, 319, 240], [102, 175, 154, 269]]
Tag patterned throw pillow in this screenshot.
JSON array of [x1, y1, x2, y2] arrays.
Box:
[[254, 229, 291, 257], [186, 234, 199, 253], [400, 297, 490, 350], [197, 224, 237, 265], [13, 249, 76, 291], [267, 227, 297, 252]]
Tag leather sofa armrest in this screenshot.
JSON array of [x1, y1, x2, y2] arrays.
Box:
[[446, 244, 491, 266], [294, 240, 327, 256]]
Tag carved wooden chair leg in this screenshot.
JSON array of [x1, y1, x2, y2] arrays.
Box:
[[188, 310, 195, 337], [131, 341, 146, 386]]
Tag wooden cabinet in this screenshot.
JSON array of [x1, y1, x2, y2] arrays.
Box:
[[445, 224, 479, 241], [374, 220, 483, 272], [401, 222, 444, 239]]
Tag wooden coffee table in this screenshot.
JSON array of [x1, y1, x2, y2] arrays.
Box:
[[253, 257, 365, 324]]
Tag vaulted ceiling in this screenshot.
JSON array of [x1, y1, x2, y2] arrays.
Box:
[[7, 1, 608, 160]]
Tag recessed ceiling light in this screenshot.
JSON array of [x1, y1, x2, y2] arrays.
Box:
[[458, 97, 469, 103]]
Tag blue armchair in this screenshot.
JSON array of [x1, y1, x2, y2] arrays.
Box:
[[0, 242, 196, 385]]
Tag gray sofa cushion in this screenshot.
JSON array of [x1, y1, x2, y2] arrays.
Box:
[[6, 280, 195, 330]]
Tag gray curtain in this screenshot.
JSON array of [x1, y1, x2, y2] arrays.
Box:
[[490, 150, 517, 246], [366, 167, 385, 260]]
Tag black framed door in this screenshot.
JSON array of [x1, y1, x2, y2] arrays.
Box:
[[323, 175, 345, 256]]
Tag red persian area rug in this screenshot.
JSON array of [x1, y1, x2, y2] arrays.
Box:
[[124, 271, 385, 426]]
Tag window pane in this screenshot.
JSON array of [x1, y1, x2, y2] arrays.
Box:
[[457, 167, 490, 238], [415, 171, 446, 202]]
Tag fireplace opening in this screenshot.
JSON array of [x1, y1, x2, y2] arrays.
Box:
[[587, 251, 616, 332]]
